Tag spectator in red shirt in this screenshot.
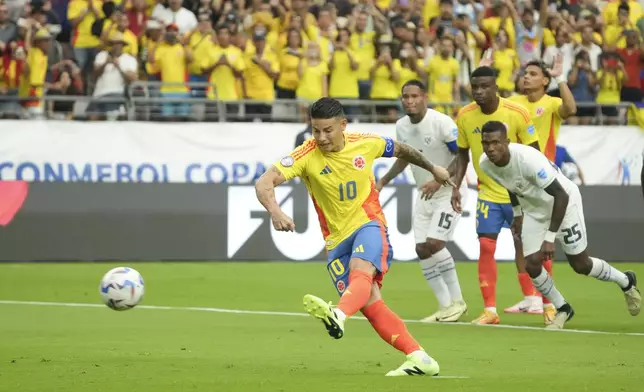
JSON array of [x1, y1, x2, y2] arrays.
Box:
[[126, 0, 148, 37], [617, 30, 644, 103]]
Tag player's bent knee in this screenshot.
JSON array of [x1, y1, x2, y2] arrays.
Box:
[[426, 239, 446, 255], [363, 282, 382, 309], [415, 242, 433, 260], [567, 251, 592, 275], [349, 257, 378, 277], [524, 255, 543, 278]]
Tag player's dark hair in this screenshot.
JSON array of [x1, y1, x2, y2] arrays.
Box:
[[481, 121, 507, 135], [309, 97, 345, 119], [525, 59, 552, 87], [401, 79, 426, 93], [471, 66, 497, 79]]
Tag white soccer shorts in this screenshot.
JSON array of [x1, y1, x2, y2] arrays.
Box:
[[521, 188, 588, 257], [412, 192, 462, 244]]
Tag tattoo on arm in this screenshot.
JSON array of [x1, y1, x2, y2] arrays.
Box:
[[544, 179, 569, 234], [380, 158, 409, 186], [452, 148, 470, 187], [508, 191, 520, 207], [393, 141, 434, 173], [255, 166, 287, 215]]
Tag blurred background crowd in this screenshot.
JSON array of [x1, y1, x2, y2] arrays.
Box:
[[0, 0, 642, 123]]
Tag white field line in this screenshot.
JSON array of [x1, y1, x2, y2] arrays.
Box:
[[0, 300, 643, 337]]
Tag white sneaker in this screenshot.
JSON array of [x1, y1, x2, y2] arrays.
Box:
[[504, 297, 543, 314], [439, 300, 468, 322], [420, 306, 450, 323], [545, 303, 575, 330], [385, 351, 440, 376]]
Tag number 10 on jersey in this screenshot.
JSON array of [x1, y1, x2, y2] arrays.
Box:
[[339, 181, 357, 201]]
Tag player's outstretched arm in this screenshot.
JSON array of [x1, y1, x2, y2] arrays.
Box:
[[376, 158, 409, 191], [393, 141, 455, 186], [255, 166, 295, 232]]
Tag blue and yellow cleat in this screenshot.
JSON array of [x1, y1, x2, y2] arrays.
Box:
[[385, 351, 440, 377], [303, 294, 345, 339]]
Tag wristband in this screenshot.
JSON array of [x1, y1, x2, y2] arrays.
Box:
[[554, 74, 566, 85], [512, 206, 522, 217], [544, 230, 557, 243]]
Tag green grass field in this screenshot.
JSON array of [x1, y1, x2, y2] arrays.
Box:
[[1, 261, 644, 391]]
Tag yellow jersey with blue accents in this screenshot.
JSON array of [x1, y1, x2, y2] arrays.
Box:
[[508, 94, 562, 162], [274, 132, 394, 249], [456, 97, 539, 204]]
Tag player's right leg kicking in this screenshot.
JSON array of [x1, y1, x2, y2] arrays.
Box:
[[414, 195, 467, 323], [522, 196, 641, 330], [302, 222, 440, 376]]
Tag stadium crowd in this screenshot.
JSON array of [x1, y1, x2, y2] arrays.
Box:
[[0, 0, 642, 122]]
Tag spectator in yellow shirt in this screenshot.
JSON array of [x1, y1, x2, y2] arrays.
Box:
[[204, 24, 245, 120], [150, 23, 193, 121], [349, 10, 376, 100], [398, 41, 426, 92], [329, 28, 360, 118], [426, 36, 460, 115], [186, 12, 214, 98], [596, 55, 627, 124], [243, 29, 279, 121], [370, 39, 401, 123], [68, 0, 104, 72], [296, 41, 328, 117], [276, 28, 303, 101], [490, 29, 519, 97], [20, 29, 51, 118], [604, 4, 637, 49]]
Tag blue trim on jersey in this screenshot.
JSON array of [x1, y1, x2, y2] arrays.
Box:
[[446, 140, 458, 153], [382, 137, 395, 158]]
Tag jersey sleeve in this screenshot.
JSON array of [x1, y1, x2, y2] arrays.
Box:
[[456, 111, 469, 149], [441, 115, 459, 153], [515, 108, 539, 146], [524, 150, 558, 189], [272, 141, 314, 180], [364, 134, 395, 158]]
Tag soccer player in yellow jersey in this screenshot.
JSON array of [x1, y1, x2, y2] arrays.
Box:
[[505, 56, 577, 320], [255, 98, 454, 377], [449, 66, 540, 325]]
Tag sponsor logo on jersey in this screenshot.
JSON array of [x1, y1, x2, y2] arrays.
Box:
[[473, 127, 481, 134], [281, 156, 294, 167], [537, 168, 547, 179], [353, 155, 366, 170]]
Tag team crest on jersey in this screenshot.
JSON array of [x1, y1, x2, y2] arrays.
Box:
[[424, 136, 432, 145], [280, 156, 294, 167], [536, 107, 544, 116], [353, 155, 366, 170], [337, 280, 346, 293]]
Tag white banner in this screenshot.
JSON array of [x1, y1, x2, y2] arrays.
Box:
[[0, 121, 642, 185]]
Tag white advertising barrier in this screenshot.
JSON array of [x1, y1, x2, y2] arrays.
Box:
[[0, 121, 642, 185]]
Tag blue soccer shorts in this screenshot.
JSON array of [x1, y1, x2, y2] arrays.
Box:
[[476, 199, 513, 234], [326, 221, 394, 296]]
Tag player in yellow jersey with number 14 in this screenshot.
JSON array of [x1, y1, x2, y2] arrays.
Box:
[[255, 98, 454, 377]]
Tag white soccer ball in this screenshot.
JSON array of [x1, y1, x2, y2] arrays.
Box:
[[99, 267, 145, 311], [560, 162, 581, 185]]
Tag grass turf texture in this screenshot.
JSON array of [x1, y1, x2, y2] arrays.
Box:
[[1, 261, 644, 391]]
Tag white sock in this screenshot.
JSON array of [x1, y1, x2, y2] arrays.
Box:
[[589, 257, 630, 289], [334, 308, 347, 323], [420, 255, 452, 308], [531, 268, 566, 309], [435, 248, 464, 302]]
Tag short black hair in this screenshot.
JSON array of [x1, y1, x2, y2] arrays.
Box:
[[525, 59, 551, 80], [471, 66, 497, 79], [216, 24, 230, 33], [309, 98, 345, 119], [481, 121, 507, 135], [401, 79, 426, 93]]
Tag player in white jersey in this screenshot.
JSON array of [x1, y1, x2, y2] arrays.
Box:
[[478, 121, 641, 329], [377, 80, 468, 323]]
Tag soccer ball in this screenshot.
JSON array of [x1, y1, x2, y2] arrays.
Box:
[[99, 267, 145, 311]]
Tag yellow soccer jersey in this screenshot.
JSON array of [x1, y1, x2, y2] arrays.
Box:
[[508, 94, 562, 162], [456, 98, 538, 203], [274, 132, 394, 249]]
